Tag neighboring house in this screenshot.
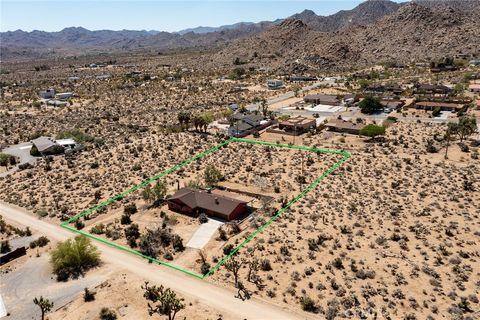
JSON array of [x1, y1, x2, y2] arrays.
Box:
[[469, 60, 480, 67], [31, 136, 62, 155], [266, 79, 283, 90], [304, 94, 341, 106], [325, 119, 366, 135], [381, 100, 404, 111], [96, 74, 111, 80], [228, 121, 254, 137], [413, 101, 463, 112], [278, 116, 316, 135], [167, 188, 247, 221], [47, 99, 67, 107], [228, 103, 239, 111], [364, 85, 385, 95], [468, 84, 480, 93], [413, 84, 452, 96], [39, 88, 55, 99], [243, 114, 264, 127], [288, 75, 316, 82], [56, 138, 79, 150], [55, 92, 73, 100]]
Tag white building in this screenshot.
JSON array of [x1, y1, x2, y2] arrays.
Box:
[[266, 79, 283, 90], [39, 88, 55, 99]]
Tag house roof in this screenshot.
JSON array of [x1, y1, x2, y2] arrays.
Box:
[[244, 114, 264, 123], [304, 94, 339, 102], [231, 121, 253, 132], [168, 188, 246, 217], [325, 119, 366, 131], [31, 136, 57, 152], [415, 101, 462, 109], [280, 116, 316, 126]]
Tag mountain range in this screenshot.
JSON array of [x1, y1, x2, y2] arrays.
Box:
[[1, 0, 479, 69]]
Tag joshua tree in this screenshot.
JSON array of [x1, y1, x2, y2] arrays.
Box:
[[225, 256, 245, 288], [142, 282, 185, 320], [33, 296, 54, 320]]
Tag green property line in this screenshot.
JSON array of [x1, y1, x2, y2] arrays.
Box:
[[60, 138, 350, 279]]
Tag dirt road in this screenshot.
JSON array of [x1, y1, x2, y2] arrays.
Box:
[[0, 201, 312, 320]]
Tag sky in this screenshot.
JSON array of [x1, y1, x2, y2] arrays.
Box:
[[0, 0, 406, 33]]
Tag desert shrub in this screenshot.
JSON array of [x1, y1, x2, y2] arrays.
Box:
[[99, 307, 117, 320], [120, 213, 132, 225], [198, 213, 208, 224], [260, 259, 272, 271], [0, 240, 11, 253], [30, 145, 41, 156], [223, 244, 234, 255], [332, 258, 344, 269], [172, 235, 185, 252], [83, 288, 96, 302], [218, 227, 227, 241], [29, 236, 50, 249], [74, 219, 85, 230], [124, 203, 137, 215], [300, 295, 317, 312], [50, 235, 100, 281], [201, 263, 211, 275], [125, 223, 140, 240], [91, 223, 105, 234], [163, 251, 174, 260], [36, 209, 49, 218]]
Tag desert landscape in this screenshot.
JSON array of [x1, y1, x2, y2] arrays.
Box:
[[1, 0, 479, 319]]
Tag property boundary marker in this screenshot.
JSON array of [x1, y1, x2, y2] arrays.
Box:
[[60, 137, 350, 279]]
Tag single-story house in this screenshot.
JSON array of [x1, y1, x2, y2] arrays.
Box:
[[304, 94, 341, 106], [167, 188, 247, 221], [381, 100, 404, 111], [39, 89, 55, 99], [55, 92, 73, 100], [288, 75, 316, 82], [47, 99, 68, 107], [324, 119, 366, 135], [278, 116, 316, 134], [266, 79, 283, 90], [413, 101, 463, 112], [243, 114, 265, 127], [228, 121, 254, 137], [31, 136, 63, 155], [413, 84, 452, 96], [468, 84, 480, 93]]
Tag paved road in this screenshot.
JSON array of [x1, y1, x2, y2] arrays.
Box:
[[0, 201, 311, 320], [0, 142, 36, 177]]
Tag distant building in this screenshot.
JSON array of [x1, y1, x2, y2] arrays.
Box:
[[228, 121, 254, 137], [324, 119, 366, 135], [266, 79, 283, 90], [167, 188, 247, 221], [413, 84, 452, 96], [96, 74, 111, 80], [278, 116, 316, 135], [304, 94, 341, 106], [47, 99, 67, 107], [468, 84, 480, 93], [31, 136, 62, 155], [39, 89, 55, 99], [413, 101, 463, 112], [55, 92, 73, 100], [288, 75, 317, 82], [469, 60, 480, 66]]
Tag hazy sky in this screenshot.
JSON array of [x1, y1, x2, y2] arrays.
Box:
[[0, 0, 406, 33]]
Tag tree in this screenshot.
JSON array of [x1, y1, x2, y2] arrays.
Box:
[[142, 181, 167, 205], [177, 111, 191, 130], [142, 282, 186, 320], [359, 124, 386, 140], [50, 235, 100, 280], [457, 115, 477, 142], [99, 307, 117, 320], [204, 165, 222, 187], [33, 296, 54, 320], [224, 256, 245, 288], [200, 112, 213, 132], [358, 79, 369, 90], [259, 99, 268, 117], [0, 240, 10, 253], [30, 145, 41, 156], [359, 96, 383, 114], [247, 258, 259, 282], [444, 122, 459, 159]]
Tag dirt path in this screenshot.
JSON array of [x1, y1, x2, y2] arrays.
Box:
[[0, 201, 312, 320]]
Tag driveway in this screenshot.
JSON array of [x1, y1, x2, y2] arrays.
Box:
[[0, 142, 36, 177], [186, 219, 223, 249]]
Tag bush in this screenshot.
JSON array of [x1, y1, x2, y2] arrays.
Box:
[[201, 262, 211, 275], [74, 219, 85, 230], [172, 234, 185, 252], [30, 145, 41, 156], [260, 259, 272, 271], [0, 240, 11, 253], [30, 236, 50, 249], [83, 288, 96, 302], [198, 213, 208, 224], [300, 295, 317, 312], [99, 308, 117, 320], [124, 223, 140, 240], [50, 235, 100, 281], [120, 213, 132, 225], [91, 223, 105, 234], [223, 244, 234, 255], [123, 203, 137, 215]]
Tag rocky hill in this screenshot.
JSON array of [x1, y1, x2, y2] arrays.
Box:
[[213, 2, 480, 71]]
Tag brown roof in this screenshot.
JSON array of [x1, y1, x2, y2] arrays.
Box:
[[415, 101, 462, 109], [325, 119, 366, 131], [280, 116, 316, 126], [167, 188, 246, 216], [304, 94, 339, 103]]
